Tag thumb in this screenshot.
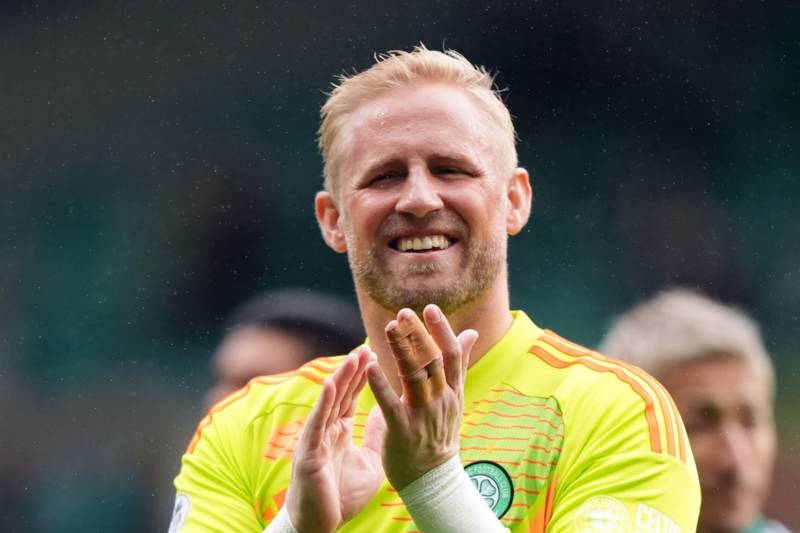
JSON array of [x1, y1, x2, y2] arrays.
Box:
[[361, 405, 387, 456]]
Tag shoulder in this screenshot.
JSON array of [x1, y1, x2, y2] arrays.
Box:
[[184, 355, 346, 456], [527, 329, 690, 465]]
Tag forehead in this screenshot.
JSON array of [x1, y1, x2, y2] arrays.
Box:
[[217, 327, 306, 368], [659, 356, 771, 410], [336, 85, 493, 171], [351, 84, 483, 130]]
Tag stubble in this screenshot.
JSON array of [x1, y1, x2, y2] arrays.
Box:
[[345, 212, 506, 315]]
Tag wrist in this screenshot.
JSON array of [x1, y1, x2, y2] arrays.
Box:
[[397, 454, 462, 506], [397, 455, 506, 532], [284, 488, 337, 533], [387, 446, 460, 490], [263, 505, 298, 533], [290, 513, 338, 533]]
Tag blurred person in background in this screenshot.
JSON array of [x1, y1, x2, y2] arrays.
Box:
[[601, 288, 793, 533], [206, 288, 365, 408]]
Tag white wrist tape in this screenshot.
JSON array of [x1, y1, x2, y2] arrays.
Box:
[[263, 505, 298, 533], [398, 455, 509, 533]]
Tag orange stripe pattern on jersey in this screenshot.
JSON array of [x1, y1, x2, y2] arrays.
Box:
[[186, 357, 340, 455], [462, 388, 564, 528], [530, 331, 686, 464]]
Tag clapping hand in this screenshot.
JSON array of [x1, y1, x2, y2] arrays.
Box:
[[285, 346, 387, 533], [366, 304, 479, 490]]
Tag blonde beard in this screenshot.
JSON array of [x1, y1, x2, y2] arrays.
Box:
[[347, 237, 505, 315]]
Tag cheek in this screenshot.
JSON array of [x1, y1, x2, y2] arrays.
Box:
[[342, 197, 390, 237], [451, 187, 503, 221], [686, 429, 737, 475], [687, 433, 718, 466], [752, 428, 777, 467]]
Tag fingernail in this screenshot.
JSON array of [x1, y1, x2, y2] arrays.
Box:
[[426, 304, 442, 322]]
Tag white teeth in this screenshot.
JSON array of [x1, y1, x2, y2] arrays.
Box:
[[397, 235, 452, 252]]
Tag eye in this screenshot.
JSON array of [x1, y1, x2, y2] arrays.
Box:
[[683, 416, 712, 435], [683, 404, 720, 435], [434, 166, 467, 176], [366, 170, 404, 187], [737, 406, 762, 430]]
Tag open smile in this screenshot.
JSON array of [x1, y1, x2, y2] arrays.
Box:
[[390, 234, 457, 253]]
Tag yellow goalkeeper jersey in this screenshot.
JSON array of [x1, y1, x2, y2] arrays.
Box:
[[171, 311, 700, 532]]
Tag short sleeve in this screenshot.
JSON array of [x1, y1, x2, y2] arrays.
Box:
[[170, 409, 264, 533], [541, 353, 701, 532], [547, 451, 700, 533]]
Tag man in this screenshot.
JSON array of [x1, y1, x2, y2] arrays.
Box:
[[206, 288, 365, 408], [171, 46, 700, 532], [601, 289, 792, 533]]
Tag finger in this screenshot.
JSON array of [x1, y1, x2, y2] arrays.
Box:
[[304, 378, 335, 449], [423, 304, 463, 390], [386, 309, 443, 407], [427, 356, 446, 398], [400, 366, 435, 408], [327, 353, 358, 425], [457, 329, 479, 379], [365, 361, 406, 431], [339, 347, 367, 407], [341, 346, 374, 418], [385, 309, 440, 378]]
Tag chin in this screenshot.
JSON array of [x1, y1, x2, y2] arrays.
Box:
[[365, 281, 474, 315], [698, 509, 755, 533]]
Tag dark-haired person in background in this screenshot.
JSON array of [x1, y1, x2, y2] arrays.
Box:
[[206, 288, 365, 408], [601, 288, 793, 533]]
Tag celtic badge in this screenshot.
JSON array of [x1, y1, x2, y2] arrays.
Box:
[[464, 461, 514, 518]]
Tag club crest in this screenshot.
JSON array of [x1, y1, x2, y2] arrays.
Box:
[[464, 460, 514, 518]]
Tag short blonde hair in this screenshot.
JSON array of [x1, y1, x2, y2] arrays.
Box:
[[318, 44, 517, 194], [600, 288, 774, 389]]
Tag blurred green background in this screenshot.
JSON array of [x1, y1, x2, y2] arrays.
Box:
[[1, 1, 797, 531]]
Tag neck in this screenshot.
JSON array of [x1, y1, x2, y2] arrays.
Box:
[[356, 276, 514, 395]]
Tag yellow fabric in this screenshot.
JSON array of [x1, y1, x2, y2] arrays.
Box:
[[172, 311, 700, 532]]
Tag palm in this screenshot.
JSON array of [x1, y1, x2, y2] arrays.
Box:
[[316, 417, 383, 520]]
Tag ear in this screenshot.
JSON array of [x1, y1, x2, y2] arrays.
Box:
[[315, 191, 348, 253], [506, 168, 532, 236]]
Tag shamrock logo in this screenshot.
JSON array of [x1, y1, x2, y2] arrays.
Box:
[[464, 461, 514, 519], [471, 474, 501, 509]]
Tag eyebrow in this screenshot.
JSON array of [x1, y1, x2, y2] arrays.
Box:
[[354, 157, 406, 183], [360, 150, 479, 175]]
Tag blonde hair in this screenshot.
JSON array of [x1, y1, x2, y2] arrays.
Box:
[[600, 288, 774, 389], [318, 44, 517, 194]]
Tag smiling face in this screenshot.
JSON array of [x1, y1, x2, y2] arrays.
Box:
[[659, 356, 776, 533], [316, 84, 530, 314]]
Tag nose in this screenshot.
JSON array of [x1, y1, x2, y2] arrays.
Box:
[[715, 423, 752, 479], [395, 167, 443, 218]]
